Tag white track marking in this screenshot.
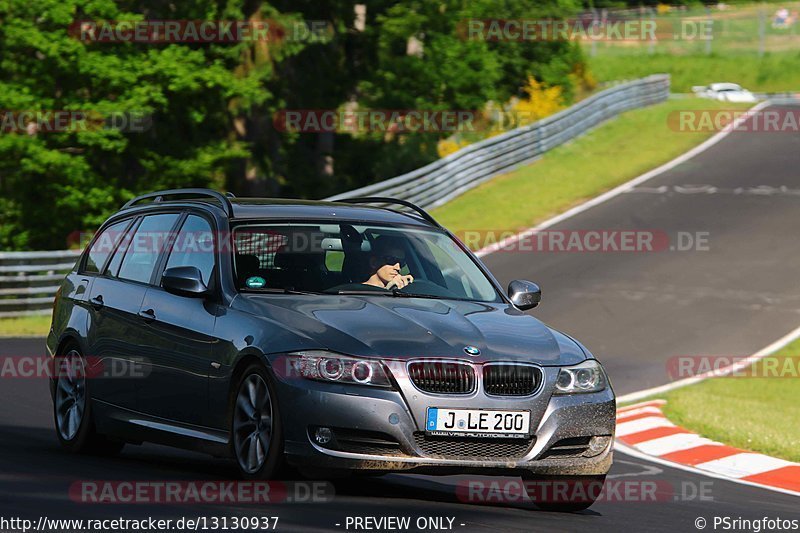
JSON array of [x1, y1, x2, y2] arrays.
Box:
[[617, 322, 800, 404], [475, 100, 770, 259], [616, 416, 675, 437], [615, 441, 800, 498], [607, 460, 664, 479], [694, 453, 795, 479], [635, 433, 720, 456], [616, 405, 665, 421]]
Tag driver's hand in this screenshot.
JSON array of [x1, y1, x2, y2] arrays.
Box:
[[387, 274, 414, 290]]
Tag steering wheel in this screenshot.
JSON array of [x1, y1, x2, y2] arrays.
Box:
[[395, 278, 459, 298]]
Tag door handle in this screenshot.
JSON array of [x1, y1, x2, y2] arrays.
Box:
[[89, 295, 104, 310], [138, 308, 156, 323]]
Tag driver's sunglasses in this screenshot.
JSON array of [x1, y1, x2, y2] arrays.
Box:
[[382, 255, 406, 268]]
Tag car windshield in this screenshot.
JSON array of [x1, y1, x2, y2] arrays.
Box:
[[231, 222, 502, 303]]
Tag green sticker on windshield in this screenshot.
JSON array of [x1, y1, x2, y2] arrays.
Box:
[[245, 276, 266, 289]]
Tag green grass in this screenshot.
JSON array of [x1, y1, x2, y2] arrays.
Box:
[[0, 315, 51, 337], [583, 2, 800, 93], [588, 51, 800, 94], [654, 339, 800, 463], [431, 98, 750, 244]]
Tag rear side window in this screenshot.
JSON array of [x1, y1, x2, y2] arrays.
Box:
[[83, 219, 132, 274], [117, 213, 180, 284], [163, 214, 216, 285]]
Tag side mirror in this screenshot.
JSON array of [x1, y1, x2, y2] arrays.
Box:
[[508, 280, 541, 310], [162, 266, 209, 298]]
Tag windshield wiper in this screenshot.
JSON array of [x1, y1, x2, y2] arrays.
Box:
[[333, 288, 442, 299], [245, 287, 325, 295], [388, 290, 443, 299], [333, 289, 394, 296]]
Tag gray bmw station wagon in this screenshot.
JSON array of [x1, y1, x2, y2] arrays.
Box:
[[47, 189, 615, 511]]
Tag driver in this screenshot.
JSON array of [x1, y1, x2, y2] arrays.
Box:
[[362, 237, 414, 290]]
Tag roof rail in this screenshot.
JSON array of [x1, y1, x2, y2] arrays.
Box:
[[122, 188, 234, 217], [335, 197, 441, 228]]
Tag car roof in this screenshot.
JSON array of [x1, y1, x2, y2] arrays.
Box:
[[118, 197, 435, 228], [228, 198, 433, 227], [710, 82, 743, 91], [116, 189, 440, 228]]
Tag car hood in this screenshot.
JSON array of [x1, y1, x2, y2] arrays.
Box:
[[233, 294, 587, 366]]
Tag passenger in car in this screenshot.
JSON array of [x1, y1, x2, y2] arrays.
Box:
[[362, 237, 415, 290]]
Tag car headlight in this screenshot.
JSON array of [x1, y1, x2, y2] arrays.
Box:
[[554, 360, 607, 394], [291, 351, 392, 388]]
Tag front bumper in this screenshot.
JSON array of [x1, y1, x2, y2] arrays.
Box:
[[271, 361, 615, 477]]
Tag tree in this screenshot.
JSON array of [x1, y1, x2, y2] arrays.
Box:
[[0, 0, 301, 249]]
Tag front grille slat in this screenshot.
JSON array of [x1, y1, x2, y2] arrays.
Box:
[[414, 433, 535, 459], [539, 436, 592, 459], [483, 363, 541, 396], [408, 361, 475, 394]]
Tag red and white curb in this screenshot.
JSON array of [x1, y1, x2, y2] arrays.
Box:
[[615, 400, 800, 496]]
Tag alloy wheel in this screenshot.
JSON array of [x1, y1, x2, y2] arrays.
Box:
[[55, 350, 87, 441], [233, 374, 273, 474]]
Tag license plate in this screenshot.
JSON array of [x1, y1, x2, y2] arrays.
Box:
[[425, 408, 530, 437]]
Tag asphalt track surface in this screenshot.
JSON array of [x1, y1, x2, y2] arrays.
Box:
[[1, 105, 799, 531]]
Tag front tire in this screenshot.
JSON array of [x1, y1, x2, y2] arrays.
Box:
[[53, 348, 124, 455], [231, 364, 284, 479], [521, 473, 606, 512]]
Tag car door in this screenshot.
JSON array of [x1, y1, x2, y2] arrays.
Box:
[[135, 212, 219, 426], [86, 213, 181, 410]]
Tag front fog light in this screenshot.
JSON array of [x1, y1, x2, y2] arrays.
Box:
[[315, 427, 333, 445], [586, 435, 612, 456]]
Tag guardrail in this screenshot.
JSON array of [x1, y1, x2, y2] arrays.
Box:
[[326, 74, 670, 208], [0, 75, 669, 319], [0, 251, 80, 317]]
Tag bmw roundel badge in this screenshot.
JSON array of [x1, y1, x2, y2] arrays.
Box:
[[463, 346, 481, 356]]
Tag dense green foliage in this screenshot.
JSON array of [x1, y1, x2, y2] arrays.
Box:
[[0, 0, 587, 249]]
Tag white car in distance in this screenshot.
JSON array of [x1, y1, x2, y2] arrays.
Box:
[[692, 82, 758, 103]]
